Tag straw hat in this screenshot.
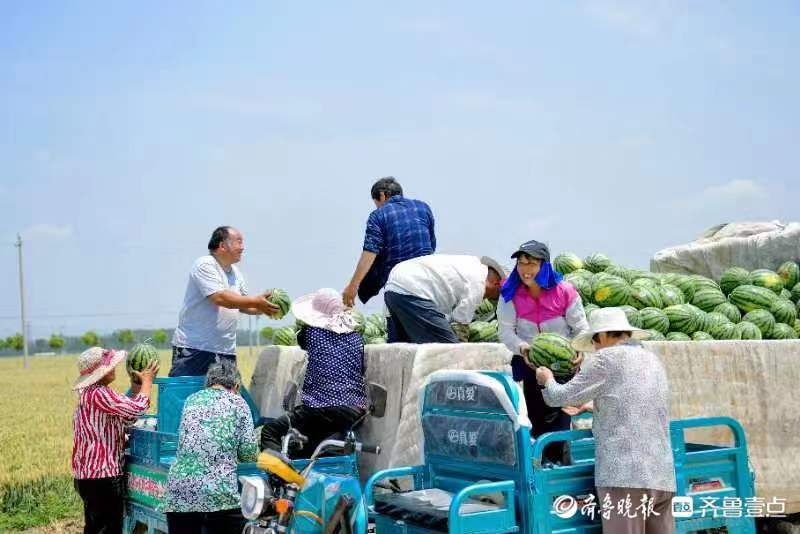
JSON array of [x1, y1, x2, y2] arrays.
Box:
[[290, 288, 356, 334], [73, 347, 127, 390], [571, 307, 649, 353]]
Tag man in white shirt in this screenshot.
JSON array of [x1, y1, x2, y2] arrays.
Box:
[[170, 226, 279, 376], [383, 255, 505, 344]]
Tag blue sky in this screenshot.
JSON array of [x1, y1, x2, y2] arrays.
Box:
[[1, 1, 798, 338]]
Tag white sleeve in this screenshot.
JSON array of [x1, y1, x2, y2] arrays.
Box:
[[497, 297, 528, 356], [565, 298, 590, 337], [191, 259, 227, 297]]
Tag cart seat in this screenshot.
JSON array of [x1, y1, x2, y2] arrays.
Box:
[[374, 489, 501, 532]]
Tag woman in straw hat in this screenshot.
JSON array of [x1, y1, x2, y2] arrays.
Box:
[[72, 346, 159, 534], [535, 307, 676, 534], [260, 288, 368, 458], [497, 239, 590, 465]]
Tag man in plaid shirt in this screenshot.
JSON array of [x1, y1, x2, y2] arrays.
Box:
[[343, 177, 436, 306]]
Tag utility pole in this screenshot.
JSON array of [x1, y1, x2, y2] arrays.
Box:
[[15, 234, 29, 368]]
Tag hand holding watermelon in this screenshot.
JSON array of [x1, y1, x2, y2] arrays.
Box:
[[131, 360, 159, 388], [535, 366, 554, 386]]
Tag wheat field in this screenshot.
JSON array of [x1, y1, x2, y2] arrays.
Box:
[[0, 349, 260, 531]]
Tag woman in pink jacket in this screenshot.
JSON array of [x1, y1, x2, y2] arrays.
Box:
[[497, 240, 589, 464]]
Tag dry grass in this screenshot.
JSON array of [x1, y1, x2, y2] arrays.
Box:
[[0, 349, 260, 531]]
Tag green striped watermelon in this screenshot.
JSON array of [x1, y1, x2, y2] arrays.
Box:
[[692, 331, 715, 341], [728, 285, 777, 313], [632, 277, 660, 290], [666, 332, 691, 342], [351, 310, 366, 334], [267, 288, 292, 319], [567, 269, 594, 280], [365, 336, 387, 344], [770, 299, 797, 326], [691, 289, 727, 313], [527, 332, 577, 377], [584, 253, 612, 273], [710, 321, 740, 340], [660, 273, 682, 286], [583, 303, 600, 318], [591, 272, 615, 292], [663, 304, 703, 335], [553, 253, 584, 275], [777, 261, 800, 291], [126, 342, 159, 380], [713, 302, 741, 324], [643, 329, 666, 341], [734, 321, 762, 340], [468, 321, 499, 342], [674, 276, 698, 302], [640, 307, 670, 335], [691, 276, 721, 294], [475, 298, 497, 316], [628, 286, 663, 310], [593, 276, 631, 307], [791, 283, 800, 304], [742, 309, 776, 338], [273, 326, 299, 346], [659, 284, 686, 307], [769, 323, 798, 340], [605, 265, 629, 280], [620, 305, 643, 328], [701, 312, 731, 334], [794, 319, 800, 337], [719, 267, 750, 296], [748, 269, 784, 294], [780, 288, 793, 301], [567, 276, 594, 304]]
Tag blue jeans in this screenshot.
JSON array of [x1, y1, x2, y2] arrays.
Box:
[[384, 291, 459, 344], [169, 346, 236, 377]]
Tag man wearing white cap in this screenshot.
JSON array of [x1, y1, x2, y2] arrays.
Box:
[[535, 307, 676, 534], [383, 254, 506, 344]]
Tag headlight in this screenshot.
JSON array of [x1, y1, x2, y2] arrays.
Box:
[[239, 476, 273, 520]]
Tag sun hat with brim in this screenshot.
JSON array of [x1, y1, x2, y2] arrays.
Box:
[[291, 288, 356, 334], [571, 307, 650, 353], [73, 347, 127, 390], [480, 256, 507, 279]]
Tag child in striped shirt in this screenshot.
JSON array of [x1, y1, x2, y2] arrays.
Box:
[[72, 347, 158, 534]]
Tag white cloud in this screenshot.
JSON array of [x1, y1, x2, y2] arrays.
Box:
[[23, 224, 74, 240], [583, 0, 685, 39], [700, 179, 767, 203]]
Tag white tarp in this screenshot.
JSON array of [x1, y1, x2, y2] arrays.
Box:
[[248, 340, 800, 510], [650, 221, 800, 280]]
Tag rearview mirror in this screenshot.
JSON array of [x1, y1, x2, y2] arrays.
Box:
[[282, 381, 298, 412], [368, 383, 387, 418]]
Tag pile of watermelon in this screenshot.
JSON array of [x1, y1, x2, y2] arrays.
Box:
[[555, 252, 800, 342]]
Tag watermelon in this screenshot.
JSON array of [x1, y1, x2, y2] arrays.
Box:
[[640, 307, 670, 335], [769, 323, 798, 340], [620, 305, 643, 328], [691, 276, 721, 294], [605, 265, 629, 280], [628, 286, 663, 310], [701, 312, 731, 334], [468, 321, 499, 342], [659, 284, 686, 307], [777, 261, 800, 291], [663, 304, 702, 335], [692, 331, 714, 341], [666, 332, 691, 342], [351, 310, 366, 334], [719, 267, 750, 296], [791, 283, 800, 304], [363, 322, 384, 339], [781, 289, 793, 301], [591, 272, 615, 292], [742, 309, 776, 338], [728, 285, 777, 313], [527, 333, 577, 377], [366, 313, 388, 333], [660, 273, 682, 286], [691, 289, 728, 313], [583, 303, 599, 318], [566, 268, 594, 280], [674, 276, 698, 302], [793, 319, 800, 337], [593, 277, 631, 307], [710, 322, 740, 340], [748, 269, 784, 294], [584, 253, 612, 273], [126, 342, 159, 382], [713, 302, 742, 323], [567, 276, 594, 304], [474, 299, 497, 322], [632, 277, 660, 290], [365, 336, 387, 345], [267, 288, 292, 319], [294, 319, 307, 333], [770, 299, 797, 326], [734, 321, 762, 340], [553, 253, 584, 275], [643, 330, 666, 341], [273, 326, 298, 346]]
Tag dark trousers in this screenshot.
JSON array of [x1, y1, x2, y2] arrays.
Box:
[[384, 291, 459, 344], [166, 508, 246, 534], [511, 355, 572, 465], [74, 476, 125, 534], [169, 346, 236, 377], [260, 405, 366, 458]]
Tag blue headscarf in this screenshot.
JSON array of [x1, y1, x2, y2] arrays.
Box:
[[500, 260, 563, 302]]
